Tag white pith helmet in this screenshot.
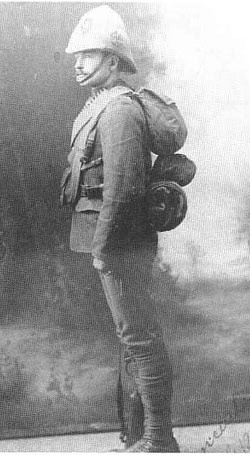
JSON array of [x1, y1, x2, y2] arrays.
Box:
[[65, 5, 137, 74]]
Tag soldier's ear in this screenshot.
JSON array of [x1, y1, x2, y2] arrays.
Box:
[[109, 54, 120, 72]]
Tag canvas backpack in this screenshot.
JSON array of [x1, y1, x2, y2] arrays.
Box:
[[127, 88, 196, 231]]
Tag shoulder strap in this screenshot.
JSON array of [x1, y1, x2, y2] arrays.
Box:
[[126, 91, 153, 149]]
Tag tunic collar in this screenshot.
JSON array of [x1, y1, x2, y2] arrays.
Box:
[[71, 80, 133, 146]]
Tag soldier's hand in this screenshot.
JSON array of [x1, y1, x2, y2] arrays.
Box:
[[93, 258, 111, 274]]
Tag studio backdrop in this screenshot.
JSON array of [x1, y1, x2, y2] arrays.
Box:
[[0, 0, 250, 440]]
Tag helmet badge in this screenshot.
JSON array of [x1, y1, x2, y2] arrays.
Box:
[[110, 31, 124, 48], [80, 17, 92, 35]]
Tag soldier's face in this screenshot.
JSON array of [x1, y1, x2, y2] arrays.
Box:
[[74, 51, 111, 88]]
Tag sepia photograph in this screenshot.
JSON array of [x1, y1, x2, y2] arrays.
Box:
[[0, 0, 250, 452]]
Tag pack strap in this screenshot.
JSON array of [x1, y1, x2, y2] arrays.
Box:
[[126, 92, 153, 150]]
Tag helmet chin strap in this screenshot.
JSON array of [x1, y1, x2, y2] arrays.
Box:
[[78, 54, 110, 86]]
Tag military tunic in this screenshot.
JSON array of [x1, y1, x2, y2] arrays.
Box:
[[70, 83, 156, 258]]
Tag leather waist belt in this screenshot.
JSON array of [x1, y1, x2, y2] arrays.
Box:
[[80, 184, 103, 199]]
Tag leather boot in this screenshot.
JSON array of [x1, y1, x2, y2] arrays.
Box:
[[123, 436, 180, 452], [116, 338, 179, 452]]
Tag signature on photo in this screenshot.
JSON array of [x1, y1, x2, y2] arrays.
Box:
[[201, 401, 237, 452]]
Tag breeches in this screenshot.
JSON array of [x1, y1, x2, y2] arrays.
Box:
[[98, 239, 173, 439], [98, 240, 162, 349]]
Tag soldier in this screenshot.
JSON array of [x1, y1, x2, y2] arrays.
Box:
[[62, 5, 187, 452]]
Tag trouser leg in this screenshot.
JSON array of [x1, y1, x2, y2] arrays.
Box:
[[98, 246, 174, 445]]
